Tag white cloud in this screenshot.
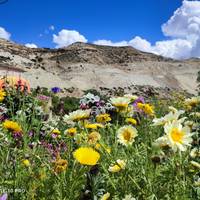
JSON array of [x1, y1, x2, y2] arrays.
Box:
[[94, 39, 128, 46], [25, 43, 38, 48], [53, 29, 87, 48], [129, 37, 152, 52], [0, 27, 11, 40], [93, 1, 200, 59]]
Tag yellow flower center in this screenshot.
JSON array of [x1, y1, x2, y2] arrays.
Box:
[[123, 130, 132, 141], [170, 128, 184, 143]]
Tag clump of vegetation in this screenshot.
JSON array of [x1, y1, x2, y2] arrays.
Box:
[[0, 85, 199, 200]]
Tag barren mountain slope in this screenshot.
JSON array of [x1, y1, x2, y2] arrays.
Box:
[[0, 38, 199, 94]]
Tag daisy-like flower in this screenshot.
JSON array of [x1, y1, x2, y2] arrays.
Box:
[[164, 120, 194, 152], [108, 159, 126, 173], [117, 125, 138, 146], [137, 103, 154, 116], [88, 131, 101, 145], [190, 147, 200, 158], [64, 109, 90, 122], [185, 96, 200, 109], [152, 108, 185, 126], [184, 120, 198, 130], [100, 192, 110, 200], [3, 120, 22, 133], [110, 97, 130, 112], [73, 147, 100, 165], [125, 118, 137, 126], [153, 136, 169, 148], [96, 113, 111, 123], [0, 89, 6, 102], [85, 123, 104, 129], [65, 127, 77, 136]]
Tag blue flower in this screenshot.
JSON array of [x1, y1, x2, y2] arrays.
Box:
[[51, 87, 61, 93]]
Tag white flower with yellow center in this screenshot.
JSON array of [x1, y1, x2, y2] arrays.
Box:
[[185, 96, 200, 110], [108, 159, 126, 173], [164, 120, 194, 152], [152, 108, 185, 126], [110, 97, 130, 112], [117, 125, 138, 146], [63, 109, 90, 122]]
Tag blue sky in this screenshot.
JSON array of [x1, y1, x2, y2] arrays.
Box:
[[0, 0, 200, 59], [0, 0, 183, 47]]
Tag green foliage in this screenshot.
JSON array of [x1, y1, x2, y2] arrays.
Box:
[[197, 71, 200, 94], [0, 88, 199, 200]]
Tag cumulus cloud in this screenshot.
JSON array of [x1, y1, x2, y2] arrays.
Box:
[[94, 39, 128, 46], [0, 27, 11, 40], [93, 1, 200, 59], [25, 43, 38, 48], [53, 29, 87, 48]]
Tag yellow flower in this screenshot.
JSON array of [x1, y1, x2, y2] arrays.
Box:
[[117, 125, 138, 146], [100, 192, 110, 200], [85, 123, 104, 129], [64, 109, 90, 122], [0, 89, 6, 102], [96, 113, 111, 123], [125, 118, 137, 126], [88, 131, 101, 145], [108, 159, 126, 173], [22, 159, 31, 167], [52, 129, 61, 135], [110, 97, 130, 112], [3, 120, 22, 133], [137, 103, 154, 116], [73, 147, 100, 165], [65, 127, 77, 136]]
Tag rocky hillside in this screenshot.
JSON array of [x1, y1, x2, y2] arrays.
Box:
[[0, 38, 199, 94]]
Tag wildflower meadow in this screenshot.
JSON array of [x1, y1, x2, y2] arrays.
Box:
[[0, 80, 199, 200]]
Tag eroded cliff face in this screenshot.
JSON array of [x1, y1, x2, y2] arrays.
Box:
[[0, 38, 199, 94]]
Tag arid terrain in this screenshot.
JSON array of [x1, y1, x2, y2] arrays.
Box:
[[0, 38, 200, 94]]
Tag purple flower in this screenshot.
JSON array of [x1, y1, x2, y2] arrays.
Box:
[[28, 131, 34, 137], [51, 87, 61, 94], [133, 97, 145, 107], [0, 194, 7, 200], [12, 132, 23, 140]]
